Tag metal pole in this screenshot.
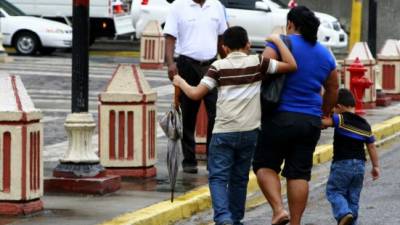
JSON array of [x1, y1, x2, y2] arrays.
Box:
[[71, 0, 89, 113], [368, 0, 377, 56], [349, 0, 362, 50]]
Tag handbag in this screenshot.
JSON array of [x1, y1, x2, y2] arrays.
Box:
[[260, 35, 292, 114]]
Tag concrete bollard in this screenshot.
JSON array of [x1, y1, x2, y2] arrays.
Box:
[[139, 20, 165, 70], [377, 39, 400, 101], [0, 75, 43, 215], [99, 64, 157, 177], [343, 42, 377, 109]]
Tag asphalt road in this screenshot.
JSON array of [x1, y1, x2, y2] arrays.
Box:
[[176, 139, 400, 225]]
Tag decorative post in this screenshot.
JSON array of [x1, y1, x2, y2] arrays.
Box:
[[139, 20, 165, 70], [377, 39, 400, 101], [45, 0, 121, 194], [0, 75, 43, 215], [99, 65, 158, 178]]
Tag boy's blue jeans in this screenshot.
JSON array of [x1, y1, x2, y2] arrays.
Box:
[[208, 129, 258, 225], [326, 159, 365, 225]]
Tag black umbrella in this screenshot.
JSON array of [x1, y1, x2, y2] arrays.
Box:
[[159, 87, 182, 202]]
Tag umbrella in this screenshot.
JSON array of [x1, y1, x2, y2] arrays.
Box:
[[159, 87, 183, 202]]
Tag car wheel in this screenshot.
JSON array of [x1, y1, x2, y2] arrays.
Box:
[[14, 32, 40, 55], [39, 47, 56, 55]]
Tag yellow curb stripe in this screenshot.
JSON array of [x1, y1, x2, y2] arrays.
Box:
[[100, 115, 400, 225], [5, 47, 16, 54], [89, 51, 140, 58]]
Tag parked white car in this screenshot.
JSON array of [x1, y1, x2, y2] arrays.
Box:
[[131, 0, 348, 49], [0, 0, 72, 55]]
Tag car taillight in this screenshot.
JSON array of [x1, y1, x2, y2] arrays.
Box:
[[113, 4, 124, 14], [141, 0, 149, 5]]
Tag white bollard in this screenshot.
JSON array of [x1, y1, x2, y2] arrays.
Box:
[[377, 39, 400, 100], [139, 20, 165, 70], [99, 64, 158, 177], [0, 75, 43, 215]]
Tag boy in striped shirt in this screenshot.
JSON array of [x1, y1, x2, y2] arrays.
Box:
[[172, 26, 297, 225]]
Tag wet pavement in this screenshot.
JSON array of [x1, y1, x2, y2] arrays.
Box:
[[176, 134, 400, 225], [1, 103, 398, 225], [0, 51, 398, 224]]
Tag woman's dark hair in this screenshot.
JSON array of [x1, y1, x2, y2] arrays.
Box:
[[287, 6, 320, 44], [222, 26, 249, 50], [337, 88, 356, 107]]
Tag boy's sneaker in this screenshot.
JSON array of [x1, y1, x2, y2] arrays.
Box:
[[338, 213, 354, 225]]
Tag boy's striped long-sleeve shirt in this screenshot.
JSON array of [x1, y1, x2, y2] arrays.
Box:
[[200, 51, 277, 133]]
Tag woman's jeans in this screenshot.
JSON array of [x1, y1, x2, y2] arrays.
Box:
[[326, 159, 365, 225], [208, 129, 258, 225]]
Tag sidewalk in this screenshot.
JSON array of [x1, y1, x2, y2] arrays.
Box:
[[2, 103, 400, 225]]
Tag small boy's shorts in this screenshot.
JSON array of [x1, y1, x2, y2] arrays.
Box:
[[252, 111, 321, 181]]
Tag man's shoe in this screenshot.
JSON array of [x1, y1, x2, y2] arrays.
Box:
[[182, 165, 198, 174], [338, 213, 354, 225]]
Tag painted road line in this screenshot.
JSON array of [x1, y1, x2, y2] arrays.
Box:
[[1, 69, 168, 82], [99, 115, 400, 225], [41, 116, 64, 123], [39, 108, 98, 113], [89, 51, 140, 58], [5, 47, 140, 58], [28, 84, 172, 98]]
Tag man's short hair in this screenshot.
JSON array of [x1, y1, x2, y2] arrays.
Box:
[[222, 26, 249, 50], [337, 88, 356, 107]]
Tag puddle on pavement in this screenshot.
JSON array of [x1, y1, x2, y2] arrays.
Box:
[[0, 209, 79, 225], [121, 170, 209, 193]]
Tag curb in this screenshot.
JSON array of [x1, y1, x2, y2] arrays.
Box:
[[99, 115, 400, 225]]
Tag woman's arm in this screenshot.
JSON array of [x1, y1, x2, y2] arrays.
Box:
[[173, 75, 209, 101], [264, 35, 297, 73], [322, 70, 339, 117]]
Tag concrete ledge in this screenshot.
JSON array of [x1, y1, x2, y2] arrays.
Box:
[[100, 115, 400, 225]]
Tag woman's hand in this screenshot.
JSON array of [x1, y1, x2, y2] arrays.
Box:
[[172, 75, 182, 87], [266, 34, 282, 44]]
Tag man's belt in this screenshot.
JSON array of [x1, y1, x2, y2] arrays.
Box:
[[179, 55, 216, 66]]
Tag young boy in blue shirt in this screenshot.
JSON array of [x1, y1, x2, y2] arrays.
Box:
[[322, 88, 380, 225], [173, 26, 297, 225]]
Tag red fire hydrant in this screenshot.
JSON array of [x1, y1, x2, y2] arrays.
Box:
[[347, 57, 373, 115]]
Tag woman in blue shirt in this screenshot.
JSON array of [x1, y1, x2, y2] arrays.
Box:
[[252, 6, 339, 225]]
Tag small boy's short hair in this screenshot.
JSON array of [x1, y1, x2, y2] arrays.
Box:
[[337, 88, 356, 107], [222, 26, 249, 50]]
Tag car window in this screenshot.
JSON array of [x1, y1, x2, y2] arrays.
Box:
[[220, 0, 256, 10], [269, 0, 286, 8], [0, 0, 26, 16]]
